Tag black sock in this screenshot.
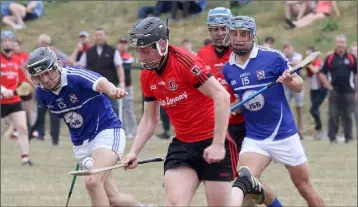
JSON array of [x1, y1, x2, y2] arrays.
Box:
[[232, 177, 250, 195]]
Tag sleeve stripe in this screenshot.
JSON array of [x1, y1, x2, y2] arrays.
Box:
[[175, 51, 195, 70], [68, 72, 97, 82], [193, 73, 212, 88], [67, 71, 98, 82], [67, 67, 99, 81], [144, 96, 156, 102], [67, 68, 99, 80]]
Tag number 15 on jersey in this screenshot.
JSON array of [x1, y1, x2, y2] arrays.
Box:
[[241, 76, 250, 86]]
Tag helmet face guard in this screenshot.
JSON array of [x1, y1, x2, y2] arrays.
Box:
[[30, 65, 61, 90], [1, 30, 16, 53], [229, 16, 257, 55], [131, 37, 168, 70], [27, 47, 61, 90], [206, 7, 232, 47], [128, 17, 169, 70]]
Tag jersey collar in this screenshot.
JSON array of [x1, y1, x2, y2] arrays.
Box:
[[229, 45, 259, 69], [52, 67, 68, 95]]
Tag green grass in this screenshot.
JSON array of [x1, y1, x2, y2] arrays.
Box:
[[1, 137, 357, 206], [1, 1, 357, 206]]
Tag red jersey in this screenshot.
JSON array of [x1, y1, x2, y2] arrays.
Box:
[[1, 52, 27, 104], [14, 51, 29, 66], [197, 44, 244, 125], [141, 45, 215, 142]]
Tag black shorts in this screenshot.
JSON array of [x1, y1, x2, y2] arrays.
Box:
[[164, 136, 238, 182], [228, 122, 246, 152], [1, 102, 23, 118]]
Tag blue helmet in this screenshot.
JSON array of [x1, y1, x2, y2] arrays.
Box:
[[206, 7, 232, 27], [230, 16, 256, 38], [1, 30, 15, 41]]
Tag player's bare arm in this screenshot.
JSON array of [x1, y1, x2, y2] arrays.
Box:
[[116, 64, 125, 88], [95, 78, 127, 99], [198, 76, 230, 163], [123, 101, 160, 169], [277, 69, 303, 93]]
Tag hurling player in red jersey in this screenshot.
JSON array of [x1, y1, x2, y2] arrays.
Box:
[[1, 30, 33, 166], [197, 7, 246, 152], [122, 17, 263, 206]]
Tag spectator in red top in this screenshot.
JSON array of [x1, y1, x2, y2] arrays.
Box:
[[13, 39, 37, 137], [305, 46, 327, 140], [0, 30, 33, 166], [68, 31, 92, 66], [13, 39, 29, 66]]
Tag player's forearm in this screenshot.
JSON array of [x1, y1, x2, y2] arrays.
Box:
[[116, 65, 125, 88], [95, 78, 117, 95], [285, 74, 303, 93], [212, 91, 231, 145], [130, 116, 159, 155]]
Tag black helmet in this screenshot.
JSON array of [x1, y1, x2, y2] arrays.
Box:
[[128, 17, 169, 48], [27, 47, 58, 76]]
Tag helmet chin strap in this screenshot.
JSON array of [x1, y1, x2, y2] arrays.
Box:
[[213, 44, 229, 50]]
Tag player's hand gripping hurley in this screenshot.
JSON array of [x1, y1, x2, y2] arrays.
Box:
[[68, 157, 164, 176], [230, 51, 321, 112]]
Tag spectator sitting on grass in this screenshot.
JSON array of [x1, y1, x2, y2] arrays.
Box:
[[1, 1, 26, 30], [285, 1, 340, 29], [23, 1, 44, 22]]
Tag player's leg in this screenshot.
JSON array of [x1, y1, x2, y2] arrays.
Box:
[[163, 138, 201, 206], [286, 162, 324, 206], [85, 148, 117, 206], [270, 133, 324, 206], [235, 138, 281, 207], [164, 167, 200, 206], [295, 91, 304, 139], [101, 128, 144, 206], [104, 171, 144, 206], [7, 103, 31, 165], [201, 136, 238, 206]]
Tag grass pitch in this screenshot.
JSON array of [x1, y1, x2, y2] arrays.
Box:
[[1, 135, 356, 206]]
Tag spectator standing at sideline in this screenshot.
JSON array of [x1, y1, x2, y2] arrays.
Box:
[[68, 31, 92, 65], [319, 35, 357, 144], [77, 28, 125, 117], [305, 46, 327, 140], [117, 37, 137, 139], [282, 42, 305, 140]]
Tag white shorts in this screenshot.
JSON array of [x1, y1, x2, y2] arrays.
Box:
[[73, 128, 126, 166], [240, 133, 307, 166], [284, 85, 304, 107]]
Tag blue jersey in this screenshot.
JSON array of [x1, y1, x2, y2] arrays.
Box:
[[223, 46, 297, 141], [35, 67, 122, 146]]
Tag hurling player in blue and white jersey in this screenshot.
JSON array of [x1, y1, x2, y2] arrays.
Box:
[[26, 47, 145, 207], [224, 16, 324, 207]]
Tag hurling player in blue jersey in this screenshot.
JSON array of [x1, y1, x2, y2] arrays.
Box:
[[26, 47, 146, 207], [224, 16, 324, 207]]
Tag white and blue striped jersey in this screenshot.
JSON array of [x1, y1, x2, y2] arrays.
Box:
[[35, 67, 122, 146], [223, 46, 297, 141]]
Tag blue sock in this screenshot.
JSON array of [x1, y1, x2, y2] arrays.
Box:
[[267, 197, 283, 207]]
